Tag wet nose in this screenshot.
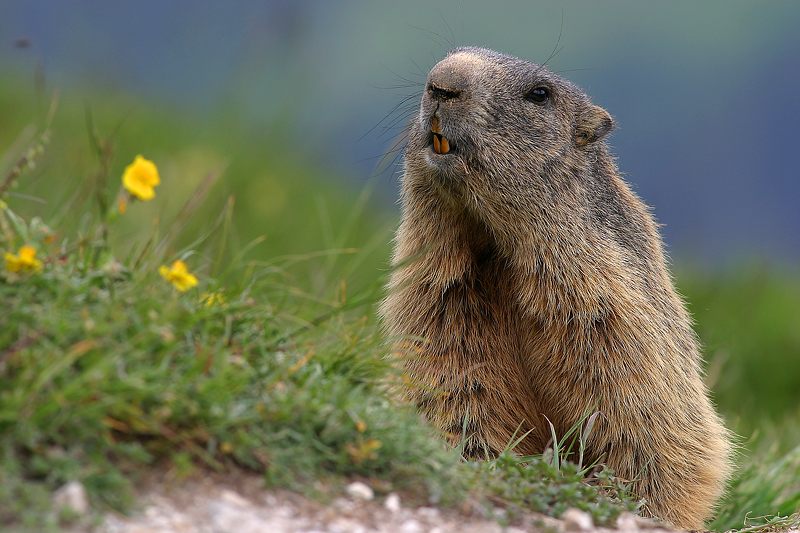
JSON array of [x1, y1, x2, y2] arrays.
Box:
[[427, 53, 474, 102]]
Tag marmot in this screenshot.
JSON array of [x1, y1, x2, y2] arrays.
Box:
[[380, 47, 732, 529]]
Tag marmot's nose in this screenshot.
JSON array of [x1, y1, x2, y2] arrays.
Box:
[[428, 82, 462, 102], [427, 53, 474, 102]]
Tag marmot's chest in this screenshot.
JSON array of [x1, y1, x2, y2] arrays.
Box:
[[409, 263, 544, 454], [432, 270, 592, 439]]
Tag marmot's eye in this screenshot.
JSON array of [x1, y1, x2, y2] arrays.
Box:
[[525, 86, 550, 104]]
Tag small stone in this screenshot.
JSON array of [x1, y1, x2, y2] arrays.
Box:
[[329, 518, 367, 533], [333, 497, 356, 512], [345, 481, 374, 501], [417, 506, 440, 520], [53, 481, 90, 515], [209, 499, 273, 533], [219, 488, 250, 507], [399, 519, 423, 533], [384, 493, 402, 513], [492, 507, 508, 521], [562, 508, 593, 531], [616, 512, 640, 531]]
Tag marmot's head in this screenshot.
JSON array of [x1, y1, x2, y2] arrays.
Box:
[[404, 47, 614, 208]]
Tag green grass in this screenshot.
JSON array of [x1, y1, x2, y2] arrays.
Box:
[[1, 77, 799, 531], [683, 270, 800, 436], [0, 225, 459, 527], [680, 269, 800, 530]]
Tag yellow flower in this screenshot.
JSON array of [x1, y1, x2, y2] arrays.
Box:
[[346, 438, 382, 464], [159, 260, 198, 292], [200, 290, 225, 307], [122, 155, 160, 201], [4, 245, 43, 273]]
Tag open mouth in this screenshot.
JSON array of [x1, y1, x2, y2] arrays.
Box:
[[430, 115, 452, 155]]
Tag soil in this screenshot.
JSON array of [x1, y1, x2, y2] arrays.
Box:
[[88, 472, 679, 533]]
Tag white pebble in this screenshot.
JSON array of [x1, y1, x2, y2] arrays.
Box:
[[345, 481, 374, 501], [399, 519, 423, 533], [52, 481, 90, 515], [616, 512, 641, 532], [329, 518, 367, 533], [384, 492, 402, 513], [417, 506, 440, 520], [219, 488, 250, 507], [562, 508, 594, 531]]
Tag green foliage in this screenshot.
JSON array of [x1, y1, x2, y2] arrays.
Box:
[[0, 196, 461, 528], [473, 453, 640, 527], [679, 272, 800, 530], [709, 441, 800, 531], [681, 271, 800, 434]]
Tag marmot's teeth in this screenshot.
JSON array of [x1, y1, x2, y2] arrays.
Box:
[[432, 133, 450, 154], [431, 116, 442, 134], [430, 117, 449, 154]]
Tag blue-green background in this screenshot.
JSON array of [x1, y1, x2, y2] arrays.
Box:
[[3, 1, 799, 263]]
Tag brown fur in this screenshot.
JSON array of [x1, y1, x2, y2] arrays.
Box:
[[380, 47, 732, 529]]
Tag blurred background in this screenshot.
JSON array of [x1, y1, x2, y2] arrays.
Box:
[[1, 0, 798, 443]]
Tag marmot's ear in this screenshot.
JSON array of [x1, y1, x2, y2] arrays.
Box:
[[574, 105, 614, 147]]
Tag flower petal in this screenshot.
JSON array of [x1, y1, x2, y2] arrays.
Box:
[[122, 155, 160, 201]]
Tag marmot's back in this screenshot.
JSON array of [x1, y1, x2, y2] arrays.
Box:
[[380, 47, 731, 529]]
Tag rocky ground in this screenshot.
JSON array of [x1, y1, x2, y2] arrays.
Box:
[[53, 473, 680, 533]]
